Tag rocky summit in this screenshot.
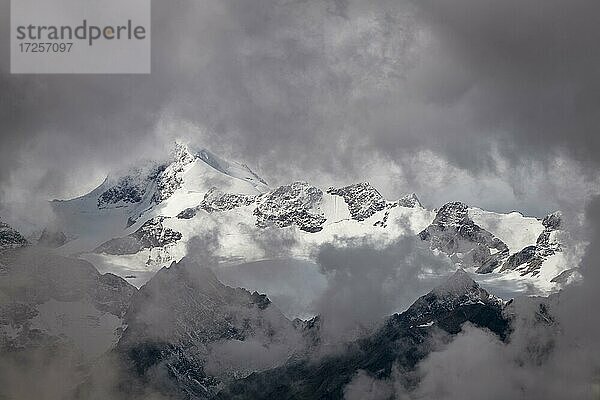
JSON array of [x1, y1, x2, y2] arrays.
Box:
[[419, 202, 510, 273], [0, 221, 29, 250]]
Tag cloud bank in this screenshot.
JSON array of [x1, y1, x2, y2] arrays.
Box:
[[2, 0, 599, 221]]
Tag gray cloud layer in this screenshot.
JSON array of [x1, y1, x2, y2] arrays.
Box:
[[314, 236, 451, 341]]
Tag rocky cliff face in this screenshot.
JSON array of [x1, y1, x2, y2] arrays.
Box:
[[152, 144, 198, 204], [254, 181, 326, 233], [177, 188, 256, 219], [419, 202, 510, 273], [97, 164, 167, 209], [201, 188, 256, 213]]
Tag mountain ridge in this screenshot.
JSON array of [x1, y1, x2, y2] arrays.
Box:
[[215, 269, 510, 400]]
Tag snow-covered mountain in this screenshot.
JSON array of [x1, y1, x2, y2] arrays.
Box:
[[400, 268, 506, 331], [113, 257, 301, 399], [43, 143, 576, 294]]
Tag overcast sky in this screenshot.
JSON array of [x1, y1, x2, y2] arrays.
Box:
[[1, 0, 599, 223]]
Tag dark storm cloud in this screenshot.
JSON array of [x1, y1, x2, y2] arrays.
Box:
[[410, 0, 600, 169], [313, 235, 452, 341], [0, 0, 417, 215], [385, 1, 600, 390], [1, 0, 599, 219], [0, 0, 171, 189]]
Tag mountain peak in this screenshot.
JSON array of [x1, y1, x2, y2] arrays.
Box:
[[0, 220, 29, 250], [171, 141, 196, 165], [327, 182, 387, 221], [401, 268, 503, 329], [542, 211, 562, 230], [432, 201, 469, 227], [433, 268, 479, 296], [397, 192, 422, 208], [419, 201, 510, 273]]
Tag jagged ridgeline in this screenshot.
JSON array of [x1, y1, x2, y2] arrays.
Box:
[[216, 270, 511, 400], [43, 144, 575, 293]]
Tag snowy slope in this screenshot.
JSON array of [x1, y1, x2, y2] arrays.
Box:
[[195, 147, 270, 192], [468, 207, 544, 253], [51, 143, 264, 255]]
